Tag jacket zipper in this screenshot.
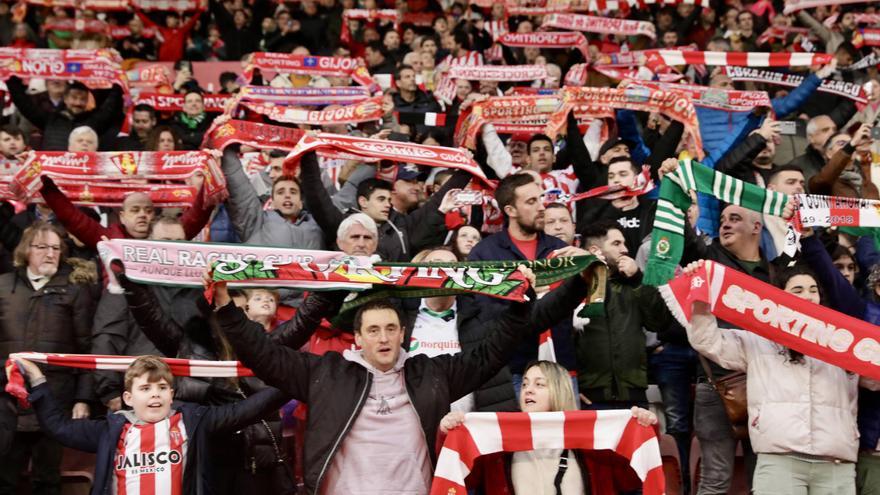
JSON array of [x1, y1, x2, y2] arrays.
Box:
[[314, 369, 371, 493]]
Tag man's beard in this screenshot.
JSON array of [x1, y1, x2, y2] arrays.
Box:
[[34, 264, 58, 277], [516, 217, 543, 235], [754, 155, 773, 167]]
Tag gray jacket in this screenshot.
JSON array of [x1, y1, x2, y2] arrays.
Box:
[[222, 148, 324, 248]]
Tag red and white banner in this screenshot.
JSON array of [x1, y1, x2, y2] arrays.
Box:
[[340, 9, 400, 44], [239, 96, 384, 125], [794, 194, 880, 229], [455, 95, 563, 148], [10, 151, 226, 206], [135, 93, 231, 113], [542, 13, 656, 39], [722, 66, 868, 105], [756, 26, 812, 46], [284, 133, 492, 185], [23, 0, 205, 10], [497, 32, 590, 60], [203, 119, 305, 151], [0, 48, 126, 89], [237, 85, 372, 106], [660, 260, 880, 381], [643, 49, 833, 68], [447, 64, 549, 82], [784, 0, 880, 14], [245, 53, 376, 89], [126, 64, 171, 88], [431, 410, 664, 495], [548, 86, 704, 158], [620, 80, 773, 113], [565, 63, 588, 86], [861, 28, 880, 46], [592, 65, 685, 82]]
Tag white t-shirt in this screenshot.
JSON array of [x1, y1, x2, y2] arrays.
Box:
[[408, 301, 474, 413]]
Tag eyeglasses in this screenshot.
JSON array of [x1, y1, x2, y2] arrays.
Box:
[[30, 244, 62, 253]]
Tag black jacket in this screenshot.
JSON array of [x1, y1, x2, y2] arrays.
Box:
[[299, 152, 469, 261], [713, 132, 772, 185], [28, 381, 287, 495], [786, 145, 826, 187], [7, 77, 123, 151], [216, 288, 554, 494]]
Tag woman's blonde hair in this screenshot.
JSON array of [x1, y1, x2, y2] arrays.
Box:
[[523, 360, 579, 412]]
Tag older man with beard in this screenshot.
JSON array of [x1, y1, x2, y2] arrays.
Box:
[[0, 222, 95, 494]]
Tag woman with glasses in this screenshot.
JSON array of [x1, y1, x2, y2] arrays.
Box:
[[0, 221, 96, 493]]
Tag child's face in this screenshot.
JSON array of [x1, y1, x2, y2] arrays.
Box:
[[123, 375, 174, 423]]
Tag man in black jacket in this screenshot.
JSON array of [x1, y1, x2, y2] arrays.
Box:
[[6, 77, 123, 151], [214, 263, 597, 494]]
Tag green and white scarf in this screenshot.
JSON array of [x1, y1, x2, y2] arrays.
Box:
[[643, 160, 789, 286]]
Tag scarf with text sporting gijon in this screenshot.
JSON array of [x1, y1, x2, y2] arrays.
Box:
[[643, 160, 788, 286], [659, 260, 880, 380]]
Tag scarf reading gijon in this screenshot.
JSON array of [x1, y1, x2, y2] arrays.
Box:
[[659, 260, 880, 380], [244, 52, 377, 89], [238, 96, 384, 126], [0, 48, 126, 90]]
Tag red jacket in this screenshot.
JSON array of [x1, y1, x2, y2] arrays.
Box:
[[136, 10, 201, 61], [40, 176, 214, 248]]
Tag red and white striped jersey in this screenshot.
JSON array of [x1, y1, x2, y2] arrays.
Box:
[[114, 413, 188, 495], [440, 50, 485, 69]]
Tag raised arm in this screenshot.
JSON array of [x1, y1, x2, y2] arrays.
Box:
[[83, 85, 124, 134], [28, 382, 105, 453], [686, 301, 749, 372], [298, 151, 346, 246], [800, 233, 867, 318], [269, 290, 348, 349], [215, 300, 317, 400], [220, 146, 266, 242], [116, 273, 185, 357], [203, 386, 288, 432], [7, 76, 49, 130], [179, 183, 215, 240], [40, 176, 111, 249]]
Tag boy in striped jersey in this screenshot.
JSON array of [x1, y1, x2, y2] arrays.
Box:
[[13, 356, 287, 495]]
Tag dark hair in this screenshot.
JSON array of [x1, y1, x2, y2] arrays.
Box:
[[366, 40, 388, 58], [495, 173, 536, 213], [772, 264, 823, 364], [145, 125, 182, 151], [447, 226, 479, 260], [356, 178, 393, 202], [420, 35, 439, 47], [453, 29, 470, 50], [183, 89, 204, 100], [219, 71, 238, 86], [608, 155, 637, 172], [65, 82, 89, 95], [831, 244, 855, 264], [768, 164, 804, 183], [0, 123, 25, 141], [132, 104, 157, 119], [527, 134, 553, 152], [580, 219, 622, 247], [272, 174, 301, 195], [394, 64, 416, 80], [352, 299, 402, 334]]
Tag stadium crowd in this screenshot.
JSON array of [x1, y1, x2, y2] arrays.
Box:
[[3, 0, 880, 494]]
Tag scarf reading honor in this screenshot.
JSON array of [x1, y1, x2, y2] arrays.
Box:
[[284, 133, 492, 186], [10, 151, 227, 207], [4, 353, 252, 408], [431, 410, 665, 495], [659, 260, 880, 380], [643, 160, 789, 286]]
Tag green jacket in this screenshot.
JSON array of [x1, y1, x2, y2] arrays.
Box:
[[574, 275, 671, 403]]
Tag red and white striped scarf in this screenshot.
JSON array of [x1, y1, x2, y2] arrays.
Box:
[[755, 26, 812, 46], [0, 48, 126, 90], [541, 13, 657, 39], [244, 53, 376, 89], [497, 32, 591, 60], [237, 85, 372, 106], [620, 79, 774, 113], [596, 49, 832, 68], [431, 410, 665, 495], [784, 0, 880, 15], [10, 151, 226, 207], [203, 119, 304, 151], [238, 96, 384, 126], [447, 64, 549, 82], [115, 413, 188, 495]]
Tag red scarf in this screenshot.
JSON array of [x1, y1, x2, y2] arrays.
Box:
[[238, 95, 384, 126], [660, 260, 880, 381], [203, 119, 305, 151], [244, 53, 377, 89], [542, 13, 657, 39]]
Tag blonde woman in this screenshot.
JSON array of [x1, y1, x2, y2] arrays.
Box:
[[440, 360, 657, 494]]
